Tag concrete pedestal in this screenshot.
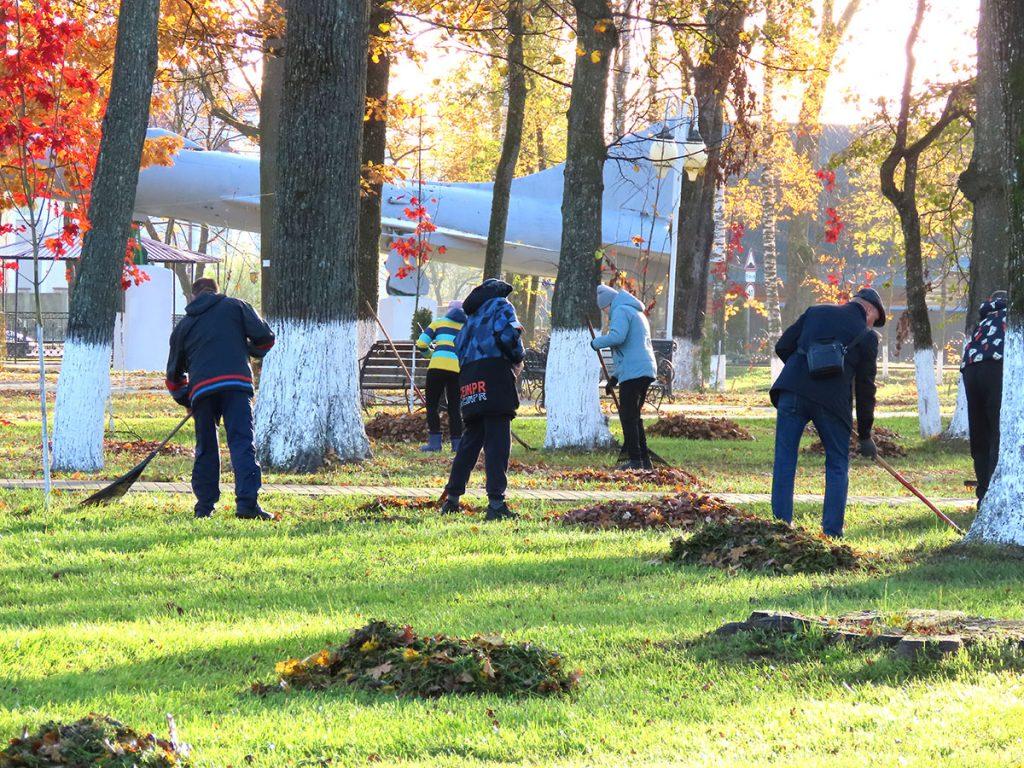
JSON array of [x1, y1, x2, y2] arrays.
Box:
[[113, 265, 174, 372], [377, 295, 437, 342]]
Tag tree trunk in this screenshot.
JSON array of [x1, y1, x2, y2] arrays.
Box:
[[525, 274, 540, 342], [948, 0, 1010, 438], [357, 0, 392, 356], [611, 0, 635, 140], [544, 0, 617, 450], [671, 1, 745, 390], [781, 133, 821, 325], [259, 0, 286, 316], [966, 0, 1024, 545], [52, 0, 161, 471], [483, 0, 527, 280], [254, 0, 372, 470]]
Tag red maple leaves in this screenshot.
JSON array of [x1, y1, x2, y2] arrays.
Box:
[[391, 196, 444, 278]]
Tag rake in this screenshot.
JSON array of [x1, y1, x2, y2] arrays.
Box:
[[80, 413, 193, 507], [874, 455, 965, 535]]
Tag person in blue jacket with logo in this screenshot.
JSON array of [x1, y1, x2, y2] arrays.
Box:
[[591, 284, 658, 470], [441, 278, 525, 520]]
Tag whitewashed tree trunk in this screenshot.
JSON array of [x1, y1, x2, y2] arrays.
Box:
[[967, 330, 1024, 545], [544, 328, 612, 450], [255, 320, 370, 468], [671, 336, 700, 391], [913, 347, 942, 437], [943, 371, 970, 439], [52, 341, 112, 470]]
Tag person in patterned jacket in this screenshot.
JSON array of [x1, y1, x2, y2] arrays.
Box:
[[440, 278, 525, 521], [961, 291, 1007, 504], [166, 278, 275, 520], [416, 300, 467, 452]]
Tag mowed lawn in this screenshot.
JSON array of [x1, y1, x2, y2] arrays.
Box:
[[2, 490, 1023, 767]]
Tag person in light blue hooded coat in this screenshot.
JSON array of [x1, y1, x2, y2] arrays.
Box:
[[590, 285, 657, 470]]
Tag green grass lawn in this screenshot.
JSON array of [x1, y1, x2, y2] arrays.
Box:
[[1, 491, 1021, 767]]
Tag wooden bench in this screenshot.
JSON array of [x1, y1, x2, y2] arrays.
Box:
[[519, 340, 676, 413], [359, 340, 428, 406]]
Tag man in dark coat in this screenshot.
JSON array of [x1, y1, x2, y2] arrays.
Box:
[[770, 288, 885, 537], [961, 291, 1007, 504], [441, 278, 525, 521], [166, 278, 275, 520]]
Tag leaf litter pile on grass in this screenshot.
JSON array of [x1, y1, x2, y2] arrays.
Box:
[[351, 496, 482, 520], [0, 714, 191, 768], [105, 439, 193, 458], [667, 514, 881, 575], [557, 492, 738, 530], [252, 621, 581, 698], [804, 423, 906, 458], [364, 412, 447, 442], [508, 460, 699, 491], [647, 414, 753, 441]]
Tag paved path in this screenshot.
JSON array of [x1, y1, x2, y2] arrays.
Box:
[[0, 479, 976, 507]]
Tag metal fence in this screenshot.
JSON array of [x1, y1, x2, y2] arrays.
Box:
[[3, 311, 68, 359]]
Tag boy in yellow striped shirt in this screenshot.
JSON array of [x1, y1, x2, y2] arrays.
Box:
[[416, 300, 468, 451]]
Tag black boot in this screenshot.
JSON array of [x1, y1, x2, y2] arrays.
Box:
[[484, 501, 518, 521], [235, 505, 275, 521]]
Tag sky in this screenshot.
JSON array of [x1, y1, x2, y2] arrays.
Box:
[[392, 0, 979, 128]]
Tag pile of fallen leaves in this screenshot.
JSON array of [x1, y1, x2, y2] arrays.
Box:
[[252, 621, 580, 698], [557, 492, 738, 531], [507, 460, 699, 490], [647, 414, 753, 441], [0, 715, 191, 767], [364, 412, 446, 442], [805, 424, 906, 458], [105, 439, 193, 458], [666, 514, 875, 575]]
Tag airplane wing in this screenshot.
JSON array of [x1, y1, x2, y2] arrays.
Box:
[[221, 194, 260, 211], [380, 216, 557, 255]]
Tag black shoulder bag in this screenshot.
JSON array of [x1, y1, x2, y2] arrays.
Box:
[[801, 327, 873, 379]]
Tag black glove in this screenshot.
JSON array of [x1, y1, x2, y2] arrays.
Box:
[[605, 376, 619, 396], [859, 437, 878, 460]]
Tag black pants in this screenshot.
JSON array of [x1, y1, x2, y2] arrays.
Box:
[[425, 369, 463, 437], [444, 415, 511, 503], [191, 390, 262, 515], [618, 377, 653, 462], [963, 359, 1003, 501]]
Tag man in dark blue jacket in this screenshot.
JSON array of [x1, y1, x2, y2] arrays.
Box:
[[166, 278, 275, 520], [441, 278, 525, 521], [770, 288, 884, 537], [961, 291, 1007, 504]]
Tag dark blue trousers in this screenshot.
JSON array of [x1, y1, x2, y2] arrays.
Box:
[[771, 391, 851, 537], [444, 415, 511, 504], [191, 390, 262, 515]]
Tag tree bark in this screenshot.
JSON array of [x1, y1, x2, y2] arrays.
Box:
[[965, 0, 1024, 545], [259, 0, 286, 316], [357, 0, 393, 356], [611, 0, 635, 140], [254, 0, 372, 470], [545, 0, 617, 450], [946, 0, 1009, 438], [525, 274, 540, 341], [483, 0, 527, 279], [759, 3, 783, 380], [52, 0, 161, 471]]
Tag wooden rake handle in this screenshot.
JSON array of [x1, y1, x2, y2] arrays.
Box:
[[874, 455, 965, 535]]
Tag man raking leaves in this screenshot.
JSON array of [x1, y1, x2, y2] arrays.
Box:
[[166, 278, 276, 520]]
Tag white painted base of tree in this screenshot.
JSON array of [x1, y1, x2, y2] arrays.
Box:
[[671, 337, 701, 391], [709, 354, 727, 391], [255, 319, 370, 470], [943, 373, 970, 440], [966, 330, 1024, 546], [356, 317, 378, 406], [913, 347, 942, 437], [52, 339, 112, 471], [770, 356, 784, 385], [544, 327, 612, 450]]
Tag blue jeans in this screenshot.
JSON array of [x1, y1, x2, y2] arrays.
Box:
[[771, 391, 851, 537]]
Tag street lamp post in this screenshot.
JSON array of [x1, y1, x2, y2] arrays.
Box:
[[649, 96, 709, 340]]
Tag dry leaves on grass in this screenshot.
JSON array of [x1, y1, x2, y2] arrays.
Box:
[[0, 715, 191, 768], [105, 439, 193, 458], [666, 514, 880, 575], [252, 621, 581, 698], [804, 424, 906, 458], [351, 496, 482, 519], [557, 492, 738, 531], [647, 414, 753, 441], [364, 412, 446, 442], [507, 460, 699, 491]]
